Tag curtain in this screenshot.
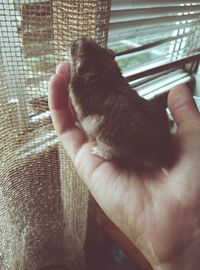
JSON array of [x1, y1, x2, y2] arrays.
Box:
[[0, 1, 111, 269]]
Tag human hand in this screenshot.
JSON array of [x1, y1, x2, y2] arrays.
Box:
[[48, 62, 200, 270]]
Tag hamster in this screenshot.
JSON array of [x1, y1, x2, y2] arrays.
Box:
[[69, 37, 172, 168]]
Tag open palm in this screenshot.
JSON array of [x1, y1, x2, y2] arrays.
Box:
[[48, 62, 200, 270]]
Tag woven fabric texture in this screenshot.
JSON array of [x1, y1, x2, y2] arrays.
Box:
[[0, 1, 111, 269]]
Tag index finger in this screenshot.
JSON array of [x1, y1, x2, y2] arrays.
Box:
[[48, 62, 86, 160]]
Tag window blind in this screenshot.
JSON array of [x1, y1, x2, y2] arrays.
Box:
[[108, 0, 200, 97]]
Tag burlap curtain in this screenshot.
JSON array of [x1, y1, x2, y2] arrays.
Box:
[[0, 1, 111, 269]]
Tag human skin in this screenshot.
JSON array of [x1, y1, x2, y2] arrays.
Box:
[[48, 62, 200, 270]]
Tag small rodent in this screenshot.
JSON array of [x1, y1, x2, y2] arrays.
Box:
[[69, 37, 172, 168]]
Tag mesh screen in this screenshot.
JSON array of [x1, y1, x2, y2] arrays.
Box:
[[0, 1, 111, 269]]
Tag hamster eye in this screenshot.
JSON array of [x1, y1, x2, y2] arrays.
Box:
[[76, 57, 91, 75]]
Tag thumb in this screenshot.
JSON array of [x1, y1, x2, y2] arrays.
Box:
[[168, 84, 200, 132]]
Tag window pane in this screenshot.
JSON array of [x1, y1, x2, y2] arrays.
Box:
[[108, 0, 200, 76]]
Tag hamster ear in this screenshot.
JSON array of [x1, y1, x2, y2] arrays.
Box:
[[107, 49, 116, 59], [76, 57, 91, 75]]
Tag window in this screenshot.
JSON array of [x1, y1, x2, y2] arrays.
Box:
[[108, 0, 200, 99]]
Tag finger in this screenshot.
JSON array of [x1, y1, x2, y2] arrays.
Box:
[[55, 61, 78, 122], [167, 84, 200, 131], [56, 62, 70, 83], [48, 72, 86, 161], [48, 73, 73, 131]]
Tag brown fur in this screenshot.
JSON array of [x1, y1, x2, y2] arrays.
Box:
[[69, 37, 172, 167]]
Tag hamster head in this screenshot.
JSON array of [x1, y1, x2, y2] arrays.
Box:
[[70, 37, 121, 83]]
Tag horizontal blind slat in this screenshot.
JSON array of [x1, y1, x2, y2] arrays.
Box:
[[115, 32, 194, 56], [111, 5, 200, 12], [112, 0, 200, 9], [119, 48, 194, 77], [130, 70, 179, 90], [123, 48, 196, 74], [125, 53, 200, 81], [139, 74, 192, 99], [137, 69, 190, 93], [111, 7, 200, 21], [110, 13, 200, 26], [109, 21, 195, 42]]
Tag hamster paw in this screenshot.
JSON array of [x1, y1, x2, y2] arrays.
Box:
[[91, 146, 112, 160]]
